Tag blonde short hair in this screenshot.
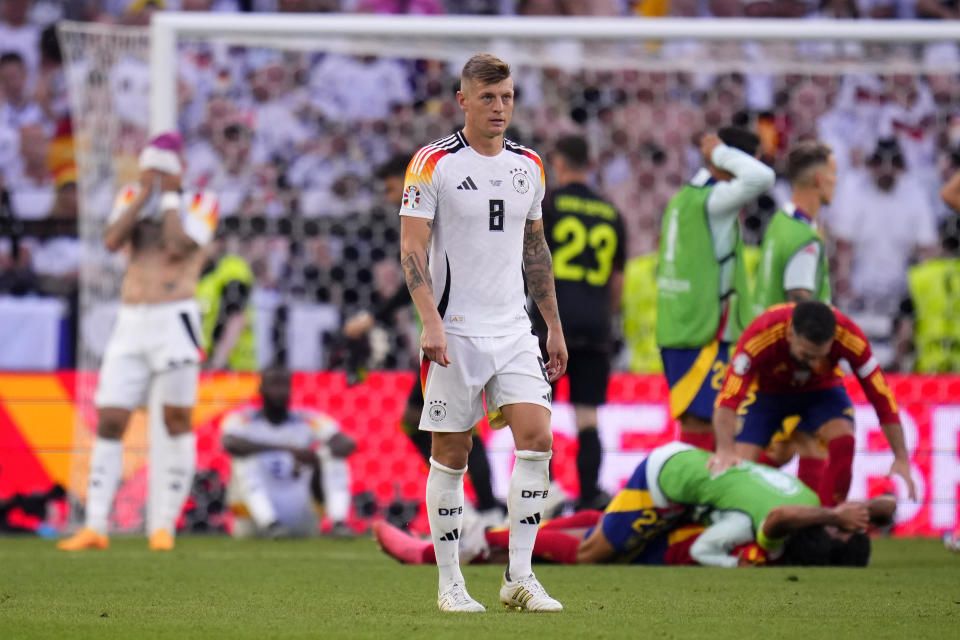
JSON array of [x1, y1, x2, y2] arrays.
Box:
[[461, 53, 511, 88]]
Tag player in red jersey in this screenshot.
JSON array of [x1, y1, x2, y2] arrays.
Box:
[[708, 301, 916, 506]]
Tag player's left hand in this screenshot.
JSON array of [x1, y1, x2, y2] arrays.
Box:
[[545, 328, 567, 382], [887, 457, 917, 501]]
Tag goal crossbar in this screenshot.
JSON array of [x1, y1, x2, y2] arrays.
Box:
[[148, 13, 960, 134]]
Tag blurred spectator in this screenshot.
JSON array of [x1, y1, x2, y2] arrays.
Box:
[[0, 53, 48, 132], [915, 0, 960, 19], [309, 54, 412, 122], [0, 0, 40, 84], [817, 74, 884, 179], [5, 124, 54, 220], [34, 25, 68, 124], [832, 138, 938, 364], [349, 0, 445, 12], [877, 75, 938, 198]]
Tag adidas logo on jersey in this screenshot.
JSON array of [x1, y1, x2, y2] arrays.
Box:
[[519, 513, 542, 525], [456, 176, 479, 191], [440, 529, 460, 541]]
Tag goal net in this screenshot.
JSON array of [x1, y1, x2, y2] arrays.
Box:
[[57, 15, 960, 533]]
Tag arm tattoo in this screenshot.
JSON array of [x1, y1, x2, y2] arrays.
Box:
[[401, 252, 432, 294], [523, 219, 560, 323]]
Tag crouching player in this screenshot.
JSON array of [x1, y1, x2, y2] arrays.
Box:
[[58, 132, 218, 552], [709, 301, 916, 506], [222, 366, 356, 538]]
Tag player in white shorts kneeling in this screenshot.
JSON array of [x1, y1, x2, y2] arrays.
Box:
[[59, 132, 218, 552], [400, 54, 567, 613], [221, 365, 356, 538]]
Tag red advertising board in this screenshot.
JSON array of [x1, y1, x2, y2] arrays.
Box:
[[0, 372, 957, 536]]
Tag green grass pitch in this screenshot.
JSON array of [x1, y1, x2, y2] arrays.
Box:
[[1, 536, 957, 639]]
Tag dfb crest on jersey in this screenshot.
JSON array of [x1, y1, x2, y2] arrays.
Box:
[[510, 167, 530, 194], [403, 185, 421, 209], [428, 400, 447, 422]]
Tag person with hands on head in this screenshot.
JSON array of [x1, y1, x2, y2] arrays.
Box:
[[58, 132, 219, 552], [399, 53, 567, 613], [656, 127, 775, 452], [708, 301, 916, 507]]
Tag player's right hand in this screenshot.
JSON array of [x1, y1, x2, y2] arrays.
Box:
[[159, 170, 182, 192], [700, 133, 722, 163], [420, 322, 451, 367], [833, 502, 870, 532], [706, 450, 739, 475]]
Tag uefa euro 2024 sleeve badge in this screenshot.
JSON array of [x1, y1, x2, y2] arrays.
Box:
[[510, 167, 530, 194], [403, 184, 421, 209]]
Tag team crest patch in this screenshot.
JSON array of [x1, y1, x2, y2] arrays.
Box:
[[732, 353, 751, 376], [428, 400, 447, 422], [403, 185, 421, 209], [510, 167, 530, 194]]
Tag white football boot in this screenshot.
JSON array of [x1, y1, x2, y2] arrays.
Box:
[[437, 583, 486, 613], [499, 572, 563, 612]]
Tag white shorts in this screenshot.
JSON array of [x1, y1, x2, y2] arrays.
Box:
[[94, 299, 204, 410], [419, 331, 552, 433]]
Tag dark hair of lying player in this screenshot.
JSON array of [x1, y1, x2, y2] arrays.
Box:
[[781, 526, 871, 567]]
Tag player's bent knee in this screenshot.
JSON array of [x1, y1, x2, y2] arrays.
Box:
[[430, 431, 472, 469], [817, 418, 855, 442], [163, 406, 194, 436], [96, 408, 131, 439]]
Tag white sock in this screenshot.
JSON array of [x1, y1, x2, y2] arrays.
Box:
[[426, 457, 467, 590], [233, 459, 278, 529], [507, 450, 551, 581], [156, 432, 196, 535], [85, 437, 124, 535], [319, 449, 351, 523]]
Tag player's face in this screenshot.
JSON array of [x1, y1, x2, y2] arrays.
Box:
[[382, 175, 404, 207], [787, 329, 833, 371], [818, 155, 838, 205], [260, 369, 291, 409], [458, 77, 514, 139]]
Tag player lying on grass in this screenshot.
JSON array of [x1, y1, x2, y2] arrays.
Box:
[[221, 365, 356, 538], [376, 443, 896, 568]]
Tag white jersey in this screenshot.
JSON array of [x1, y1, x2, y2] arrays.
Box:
[[400, 131, 546, 337], [222, 407, 339, 524]]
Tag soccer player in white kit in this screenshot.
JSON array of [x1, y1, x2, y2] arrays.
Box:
[[400, 54, 568, 613], [58, 133, 217, 552], [222, 365, 356, 538]]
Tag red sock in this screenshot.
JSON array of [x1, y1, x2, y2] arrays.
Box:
[[818, 435, 855, 506], [531, 530, 581, 564], [484, 527, 580, 564], [756, 451, 782, 468], [679, 431, 715, 451], [485, 528, 509, 551], [540, 510, 604, 531], [798, 457, 826, 491]]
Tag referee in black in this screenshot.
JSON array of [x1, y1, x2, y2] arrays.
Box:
[[534, 135, 626, 511]]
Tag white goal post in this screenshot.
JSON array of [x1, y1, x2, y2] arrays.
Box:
[[148, 13, 960, 135]]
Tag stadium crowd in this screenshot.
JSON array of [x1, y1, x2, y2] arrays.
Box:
[[1, 0, 960, 373]]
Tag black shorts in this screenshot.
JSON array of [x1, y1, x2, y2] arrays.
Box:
[[565, 347, 611, 407]]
